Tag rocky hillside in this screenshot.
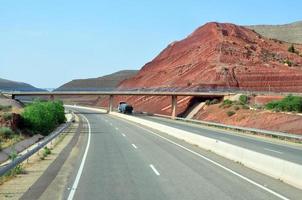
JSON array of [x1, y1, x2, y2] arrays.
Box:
[[56, 70, 138, 91], [247, 21, 302, 44], [119, 22, 302, 92], [0, 78, 44, 91]]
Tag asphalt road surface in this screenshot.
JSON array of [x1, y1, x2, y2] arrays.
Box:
[[136, 114, 302, 165], [67, 107, 302, 200]]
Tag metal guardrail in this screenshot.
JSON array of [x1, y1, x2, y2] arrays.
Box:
[[0, 114, 75, 177], [150, 113, 302, 141]]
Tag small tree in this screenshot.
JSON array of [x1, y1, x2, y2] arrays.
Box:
[[288, 44, 295, 53]]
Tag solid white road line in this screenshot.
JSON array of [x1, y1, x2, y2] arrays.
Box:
[[264, 148, 283, 154], [128, 122, 289, 200], [150, 164, 160, 176], [132, 144, 138, 149], [67, 114, 91, 200]]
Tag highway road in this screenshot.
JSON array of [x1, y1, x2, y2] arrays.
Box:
[[136, 114, 302, 165], [65, 107, 302, 200]]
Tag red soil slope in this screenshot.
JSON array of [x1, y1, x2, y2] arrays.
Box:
[[119, 22, 302, 92], [195, 104, 302, 134]]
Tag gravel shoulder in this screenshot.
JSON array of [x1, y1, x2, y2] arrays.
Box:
[[0, 114, 82, 200]]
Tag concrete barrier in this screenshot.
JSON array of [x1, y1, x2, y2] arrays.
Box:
[[66, 105, 302, 190]]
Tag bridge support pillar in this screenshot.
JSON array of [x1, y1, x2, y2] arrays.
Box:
[[171, 95, 177, 119], [108, 95, 114, 113]]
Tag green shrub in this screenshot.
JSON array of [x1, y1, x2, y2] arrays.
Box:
[[223, 99, 233, 105], [226, 111, 236, 117], [44, 147, 51, 155], [239, 95, 248, 104], [0, 105, 12, 112], [234, 106, 240, 111], [9, 150, 18, 160], [211, 99, 219, 104], [21, 100, 66, 136], [206, 99, 220, 105], [284, 59, 293, 66], [265, 95, 302, 113], [288, 44, 299, 55], [0, 127, 14, 139], [220, 99, 233, 109], [288, 44, 295, 53], [2, 113, 12, 121]]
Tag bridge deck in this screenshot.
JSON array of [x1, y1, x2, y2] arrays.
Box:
[[9, 91, 231, 97]]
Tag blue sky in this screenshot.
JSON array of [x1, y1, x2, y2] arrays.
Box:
[[1, 0, 302, 88]]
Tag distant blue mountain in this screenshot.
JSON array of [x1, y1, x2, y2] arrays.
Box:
[[0, 78, 46, 92]]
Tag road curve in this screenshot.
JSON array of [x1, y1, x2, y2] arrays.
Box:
[[136, 115, 302, 165], [67, 107, 302, 200]]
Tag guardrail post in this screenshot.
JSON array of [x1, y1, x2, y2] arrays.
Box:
[[171, 95, 177, 119], [108, 95, 114, 113]]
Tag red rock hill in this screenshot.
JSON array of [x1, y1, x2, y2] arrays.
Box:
[[119, 22, 302, 92]]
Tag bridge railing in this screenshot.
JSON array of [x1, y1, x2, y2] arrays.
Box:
[[2, 86, 302, 96]]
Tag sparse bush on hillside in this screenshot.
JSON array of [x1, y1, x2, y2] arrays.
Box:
[[2, 113, 12, 121], [239, 95, 248, 104], [223, 99, 233, 105], [226, 111, 236, 117], [21, 100, 66, 136], [253, 104, 264, 110], [288, 44, 296, 53], [234, 106, 240, 111], [288, 44, 300, 56], [211, 99, 219, 104], [0, 127, 14, 139], [284, 59, 293, 66], [205, 99, 220, 105], [0, 105, 12, 112], [219, 99, 233, 108], [265, 95, 302, 112]]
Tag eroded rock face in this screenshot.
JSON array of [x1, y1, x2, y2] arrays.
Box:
[[119, 22, 302, 92]]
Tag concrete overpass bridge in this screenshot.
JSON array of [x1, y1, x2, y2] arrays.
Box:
[[4, 91, 231, 119]]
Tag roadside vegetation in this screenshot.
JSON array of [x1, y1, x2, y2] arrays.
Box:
[[288, 44, 299, 55], [217, 95, 250, 117], [0, 105, 12, 112], [0, 127, 23, 150], [0, 151, 25, 185], [205, 98, 219, 105], [265, 95, 302, 113], [21, 100, 66, 136], [40, 146, 52, 160]]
